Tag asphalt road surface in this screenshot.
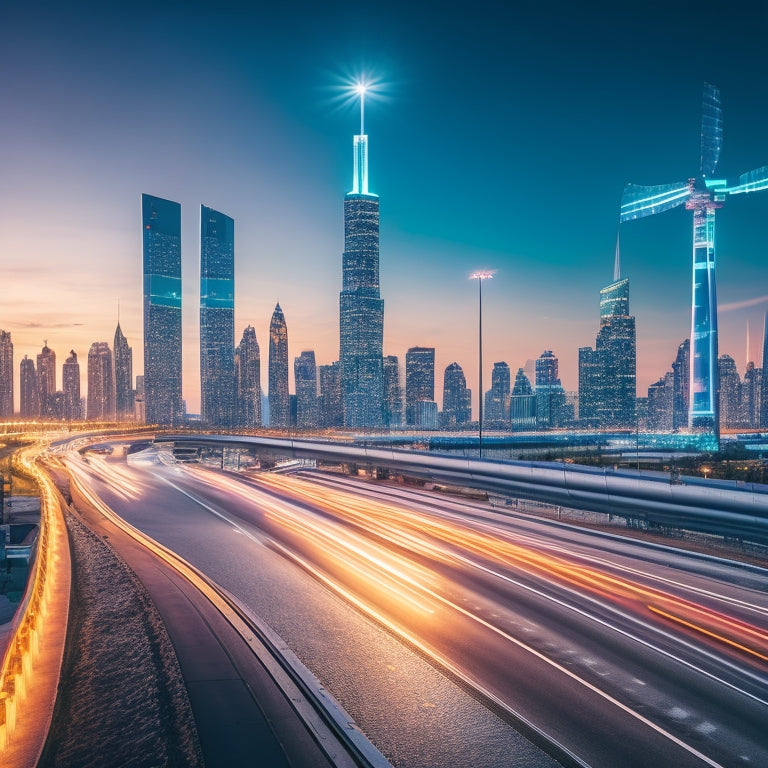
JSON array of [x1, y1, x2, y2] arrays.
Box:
[[63, 447, 768, 768]]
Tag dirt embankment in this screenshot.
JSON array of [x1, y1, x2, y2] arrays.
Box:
[[39, 510, 202, 768]]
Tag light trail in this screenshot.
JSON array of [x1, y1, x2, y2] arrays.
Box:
[[254, 473, 768, 665]]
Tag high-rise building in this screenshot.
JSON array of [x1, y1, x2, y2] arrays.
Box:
[[577, 347, 600, 427], [268, 303, 290, 428], [200, 205, 235, 428], [405, 347, 435, 426], [318, 362, 343, 429], [761, 314, 768, 428], [536, 350, 569, 429], [142, 193, 183, 426], [672, 339, 690, 430], [718, 354, 742, 428], [19, 357, 39, 418], [441, 362, 471, 428], [509, 368, 537, 430], [62, 350, 81, 420], [0, 331, 13, 418], [383, 355, 403, 429], [294, 351, 318, 429], [87, 342, 115, 420], [578, 258, 636, 429], [484, 362, 510, 424], [235, 325, 261, 428], [37, 342, 56, 418], [134, 375, 146, 423], [114, 322, 133, 420], [647, 373, 674, 430], [742, 362, 761, 428], [339, 105, 384, 429]]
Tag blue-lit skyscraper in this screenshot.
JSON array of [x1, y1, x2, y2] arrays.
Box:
[[339, 101, 384, 428], [200, 205, 235, 428], [142, 194, 183, 425]]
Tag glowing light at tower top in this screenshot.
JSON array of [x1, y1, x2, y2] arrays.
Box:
[[350, 79, 372, 196]]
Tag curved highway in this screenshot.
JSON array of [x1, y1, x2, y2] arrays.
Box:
[[60, 445, 768, 768]]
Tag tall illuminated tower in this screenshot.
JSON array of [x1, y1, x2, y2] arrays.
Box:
[[0, 331, 12, 418], [200, 205, 235, 428], [339, 83, 384, 428], [87, 341, 115, 420], [268, 303, 289, 428], [62, 350, 81, 420], [142, 194, 183, 425], [235, 325, 261, 428], [114, 321, 133, 420]]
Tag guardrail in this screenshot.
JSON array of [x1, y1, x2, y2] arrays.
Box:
[[0, 448, 71, 761], [159, 434, 768, 544]]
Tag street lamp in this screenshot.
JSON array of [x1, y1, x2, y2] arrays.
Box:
[[470, 271, 494, 459]]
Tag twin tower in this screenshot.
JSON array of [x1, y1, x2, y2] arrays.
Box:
[[142, 118, 384, 428]]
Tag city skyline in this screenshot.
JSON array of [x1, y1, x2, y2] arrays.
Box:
[[1, 2, 767, 415]]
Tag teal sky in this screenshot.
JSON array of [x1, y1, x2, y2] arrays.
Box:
[[1, 1, 767, 414]]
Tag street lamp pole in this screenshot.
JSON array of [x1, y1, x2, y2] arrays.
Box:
[[470, 271, 493, 459]]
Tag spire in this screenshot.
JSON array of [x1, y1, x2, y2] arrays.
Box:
[[613, 231, 621, 282], [747, 320, 751, 368], [352, 82, 369, 195]]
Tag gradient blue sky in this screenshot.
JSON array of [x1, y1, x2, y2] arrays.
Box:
[[1, 0, 767, 414]]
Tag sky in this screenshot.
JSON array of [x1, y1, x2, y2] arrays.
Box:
[[1, 0, 767, 415]]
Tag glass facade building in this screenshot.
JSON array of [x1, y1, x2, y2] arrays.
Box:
[[578, 277, 636, 428], [294, 350, 318, 429], [268, 303, 290, 428], [405, 347, 435, 426], [62, 350, 81, 421], [0, 331, 12, 418], [200, 205, 235, 428], [235, 325, 261, 428], [19, 357, 39, 418], [441, 362, 471, 428], [142, 194, 183, 425], [87, 341, 115, 420], [484, 362, 510, 424], [383, 355, 403, 428], [340, 127, 384, 429], [319, 362, 343, 429], [114, 322, 133, 420]]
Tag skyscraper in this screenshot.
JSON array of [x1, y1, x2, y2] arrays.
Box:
[[761, 314, 768, 428], [318, 362, 343, 429], [718, 355, 741, 428], [294, 351, 318, 429], [142, 193, 183, 426], [509, 368, 537, 430], [114, 322, 133, 420], [383, 355, 403, 428], [268, 303, 289, 428], [405, 347, 435, 426], [742, 362, 761, 428], [536, 350, 569, 429], [339, 99, 384, 428], [672, 339, 690, 430], [441, 362, 471, 428], [578, 249, 636, 429], [62, 350, 81, 421], [87, 342, 115, 420], [235, 325, 261, 428], [200, 205, 235, 428], [19, 357, 39, 418], [484, 362, 510, 424], [0, 331, 13, 418], [37, 342, 56, 418]]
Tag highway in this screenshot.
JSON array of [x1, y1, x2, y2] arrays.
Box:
[[61, 444, 768, 768]]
